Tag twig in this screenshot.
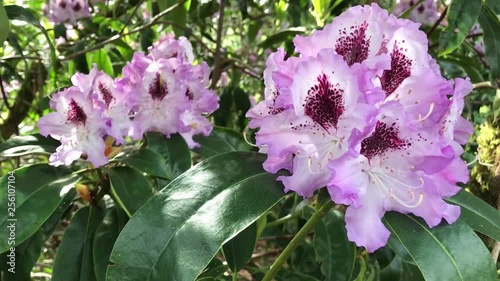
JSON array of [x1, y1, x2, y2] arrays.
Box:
[[209, 0, 226, 89], [0, 55, 44, 61], [473, 81, 494, 89], [467, 32, 484, 39], [58, 0, 188, 61], [427, 5, 448, 37], [0, 75, 11, 110], [119, 0, 145, 34]]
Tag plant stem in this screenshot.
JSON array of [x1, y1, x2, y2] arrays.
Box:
[[261, 201, 335, 281]]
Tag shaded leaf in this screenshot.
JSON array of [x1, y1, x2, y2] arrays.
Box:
[[384, 212, 496, 281], [145, 132, 191, 179], [94, 207, 126, 281], [52, 207, 104, 281], [314, 210, 357, 281], [446, 189, 500, 242], [222, 221, 257, 272], [0, 134, 59, 157], [0, 165, 77, 253], [193, 127, 252, 159], [107, 166, 153, 217], [0, 189, 76, 280], [112, 149, 170, 179], [106, 152, 286, 281]]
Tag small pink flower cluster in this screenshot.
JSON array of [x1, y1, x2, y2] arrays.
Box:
[[38, 35, 219, 167], [247, 4, 473, 252]]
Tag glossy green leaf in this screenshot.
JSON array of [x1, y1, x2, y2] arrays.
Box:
[[314, 210, 356, 281], [438, 0, 481, 56], [232, 87, 251, 131], [107, 166, 153, 217], [88, 49, 115, 77], [106, 152, 286, 281], [0, 164, 77, 253], [112, 149, 170, 179], [52, 207, 104, 281], [478, 4, 500, 87], [0, 3, 9, 44], [259, 27, 305, 49], [146, 132, 191, 179], [193, 127, 252, 159], [222, 221, 257, 272], [446, 189, 500, 242], [94, 207, 126, 281], [1, 189, 76, 280], [0, 134, 59, 157], [384, 212, 496, 281]]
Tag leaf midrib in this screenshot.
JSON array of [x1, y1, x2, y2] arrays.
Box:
[[143, 171, 269, 281]]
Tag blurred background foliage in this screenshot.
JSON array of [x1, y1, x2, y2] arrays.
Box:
[[0, 0, 499, 280]]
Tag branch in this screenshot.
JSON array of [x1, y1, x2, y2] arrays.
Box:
[[427, 5, 448, 37], [58, 0, 188, 61], [209, 0, 226, 89]]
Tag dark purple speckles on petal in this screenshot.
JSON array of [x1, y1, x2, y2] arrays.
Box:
[[67, 99, 87, 124], [380, 42, 412, 96], [360, 121, 409, 160], [185, 88, 193, 100], [73, 1, 81, 11], [98, 82, 114, 108], [335, 21, 371, 66], [149, 72, 169, 100], [58, 0, 67, 8], [304, 73, 345, 131]]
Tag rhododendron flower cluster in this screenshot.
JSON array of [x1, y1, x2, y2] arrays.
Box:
[[38, 35, 218, 167], [247, 4, 473, 252], [393, 0, 439, 26], [44, 0, 91, 23]]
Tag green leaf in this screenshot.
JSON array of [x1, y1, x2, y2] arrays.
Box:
[[379, 255, 425, 281], [145, 133, 191, 179], [107, 166, 153, 217], [1, 189, 75, 280], [106, 152, 286, 281], [87, 49, 115, 77], [232, 87, 251, 131], [478, 4, 500, 87], [0, 3, 9, 45], [4, 5, 56, 66], [446, 189, 500, 242], [158, 0, 191, 36], [94, 207, 125, 281], [0, 164, 78, 253], [222, 221, 257, 272], [259, 27, 306, 49], [438, 0, 482, 56], [0, 134, 60, 157], [314, 210, 357, 281], [384, 212, 497, 281], [52, 207, 104, 281], [112, 149, 170, 179], [213, 87, 234, 127], [193, 127, 252, 159]]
